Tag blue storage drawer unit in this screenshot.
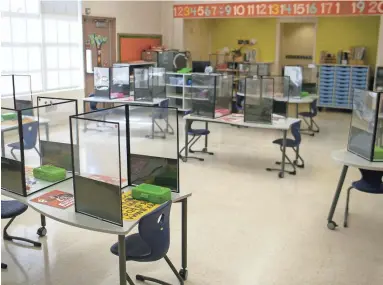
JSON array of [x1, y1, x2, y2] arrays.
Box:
[[318, 64, 369, 110]]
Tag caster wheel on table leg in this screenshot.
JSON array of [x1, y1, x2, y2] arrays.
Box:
[[278, 172, 284, 178], [327, 221, 338, 230], [179, 269, 188, 281], [37, 227, 47, 237]]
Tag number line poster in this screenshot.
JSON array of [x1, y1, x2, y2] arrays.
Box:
[[173, 1, 383, 18]]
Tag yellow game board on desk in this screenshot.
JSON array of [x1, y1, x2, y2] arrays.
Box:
[[121, 191, 159, 221]]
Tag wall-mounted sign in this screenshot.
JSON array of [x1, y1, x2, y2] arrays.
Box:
[[173, 1, 383, 18]]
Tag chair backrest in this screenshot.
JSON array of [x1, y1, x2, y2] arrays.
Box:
[[138, 201, 172, 261], [359, 169, 383, 188], [310, 99, 318, 116], [22, 121, 39, 149], [291, 121, 302, 146], [88, 93, 98, 111], [153, 99, 169, 119]]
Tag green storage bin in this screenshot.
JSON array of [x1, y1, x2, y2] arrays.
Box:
[[300, 91, 310, 98], [33, 165, 66, 182], [1, 113, 17, 121], [132, 183, 171, 204]]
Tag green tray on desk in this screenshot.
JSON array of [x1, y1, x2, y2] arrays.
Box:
[[132, 183, 171, 204], [33, 165, 66, 182]]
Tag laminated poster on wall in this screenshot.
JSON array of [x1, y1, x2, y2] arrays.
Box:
[[31, 190, 74, 209]]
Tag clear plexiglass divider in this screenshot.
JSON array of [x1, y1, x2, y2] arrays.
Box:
[[1, 74, 33, 111], [94, 67, 130, 99], [284, 66, 303, 98], [264, 76, 290, 117], [348, 89, 383, 161], [244, 77, 274, 124], [134, 67, 166, 102], [190, 73, 232, 118], [1, 97, 78, 196], [69, 104, 180, 226]]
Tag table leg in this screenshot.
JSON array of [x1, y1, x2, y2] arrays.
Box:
[[280, 130, 287, 178], [83, 100, 86, 113], [295, 104, 299, 118], [37, 214, 47, 237], [327, 165, 349, 230], [118, 235, 127, 285], [1, 131, 5, 157], [179, 198, 188, 280], [204, 122, 209, 151]]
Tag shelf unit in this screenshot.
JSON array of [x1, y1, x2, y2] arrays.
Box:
[[165, 72, 226, 112], [165, 72, 192, 111], [318, 64, 369, 109]]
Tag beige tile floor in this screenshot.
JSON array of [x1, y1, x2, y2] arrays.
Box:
[[2, 111, 383, 285]]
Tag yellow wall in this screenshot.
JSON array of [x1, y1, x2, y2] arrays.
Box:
[[280, 23, 315, 66], [210, 18, 277, 62], [316, 16, 380, 65], [184, 16, 380, 67], [184, 19, 212, 61]]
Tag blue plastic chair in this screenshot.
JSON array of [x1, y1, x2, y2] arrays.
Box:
[[299, 99, 320, 136], [236, 94, 244, 112], [344, 169, 383, 227], [110, 201, 184, 285], [1, 200, 42, 269], [88, 93, 99, 111], [8, 121, 40, 160], [266, 121, 304, 176], [179, 110, 213, 162], [2, 200, 41, 246]]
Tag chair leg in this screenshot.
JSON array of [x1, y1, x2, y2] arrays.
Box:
[[267, 147, 297, 175], [3, 217, 41, 247], [10, 148, 17, 160], [1, 263, 7, 269], [153, 120, 166, 139], [126, 272, 135, 285], [312, 118, 320, 133], [164, 255, 185, 285], [293, 147, 305, 168], [344, 186, 353, 228], [135, 255, 184, 285], [179, 135, 204, 162], [34, 146, 40, 157], [300, 117, 315, 136], [136, 274, 171, 285], [189, 135, 214, 155]]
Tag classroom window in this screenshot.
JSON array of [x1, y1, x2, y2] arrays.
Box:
[[0, 0, 83, 95]]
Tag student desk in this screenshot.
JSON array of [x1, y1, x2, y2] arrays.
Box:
[[1, 179, 192, 284], [81, 97, 170, 138], [236, 93, 318, 118], [327, 149, 383, 230], [274, 95, 318, 118], [182, 114, 301, 178], [82, 96, 166, 112], [1, 116, 49, 157]]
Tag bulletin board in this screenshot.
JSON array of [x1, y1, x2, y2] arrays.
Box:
[[118, 34, 162, 62]]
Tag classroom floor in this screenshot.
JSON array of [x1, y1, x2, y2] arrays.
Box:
[[2, 110, 383, 285]]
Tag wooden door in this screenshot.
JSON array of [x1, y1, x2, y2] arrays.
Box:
[[82, 16, 116, 102]]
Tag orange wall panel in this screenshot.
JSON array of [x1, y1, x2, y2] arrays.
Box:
[[119, 37, 161, 62]]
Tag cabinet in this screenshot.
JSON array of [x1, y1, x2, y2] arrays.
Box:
[[318, 64, 369, 109]]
